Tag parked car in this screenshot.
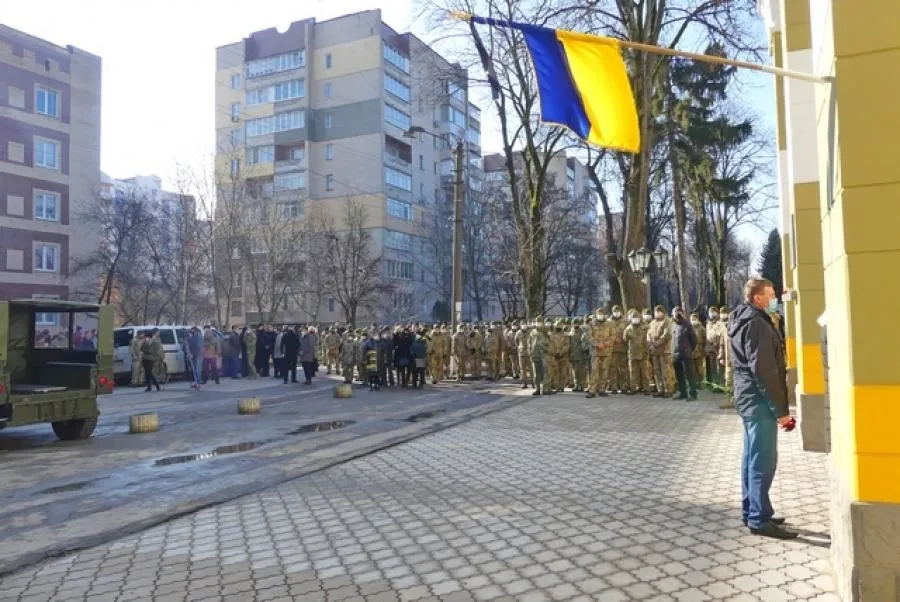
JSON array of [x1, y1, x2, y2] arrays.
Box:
[[113, 325, 224, 383]]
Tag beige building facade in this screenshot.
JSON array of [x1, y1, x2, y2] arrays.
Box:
[[759, 1, 900, 599], [214, 10, 482, 326]]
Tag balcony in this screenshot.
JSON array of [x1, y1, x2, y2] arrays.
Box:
[[385, 152, 412, 173], [275, 159, 306, 173]]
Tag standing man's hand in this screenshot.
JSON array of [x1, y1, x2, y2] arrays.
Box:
[[778, 415, 796, 431]]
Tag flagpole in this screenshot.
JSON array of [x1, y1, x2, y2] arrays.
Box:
[[450, 11, 832, 84]]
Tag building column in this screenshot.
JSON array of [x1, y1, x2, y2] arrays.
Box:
[[769, 29, 799, 408], [810, 0, 900, 599], [779, 0, 827, 452]]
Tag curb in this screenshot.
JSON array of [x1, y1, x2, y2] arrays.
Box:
[[0, 389, 532, 577]]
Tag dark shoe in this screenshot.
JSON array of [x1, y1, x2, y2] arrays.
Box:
[[749, 522, 797, 539], [585, 393, 596, 399], [672, 395, 687, 400], [744, 517, 786, 527], [687, 395, 698, 401], [532, 390, 541, 396], [303, 380, 311, 385], [283, 380, 288, 384], [597, 391, 608, 397], [144, 388, 152, 392]]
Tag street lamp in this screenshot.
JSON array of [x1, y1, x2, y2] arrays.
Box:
[[628, 246, 668, 308], [404, 126, 466, 331]]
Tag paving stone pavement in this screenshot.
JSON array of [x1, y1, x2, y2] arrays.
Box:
[[0, 393, 839, 602]]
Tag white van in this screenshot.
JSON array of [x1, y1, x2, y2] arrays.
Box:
[[113, 326, 224, 383]]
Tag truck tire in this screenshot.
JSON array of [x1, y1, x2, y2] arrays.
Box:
[[51, 416, 99, 441]]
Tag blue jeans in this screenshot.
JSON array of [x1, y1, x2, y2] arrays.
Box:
[[190, 357, 202, 386], [741, 413, 778, 528]]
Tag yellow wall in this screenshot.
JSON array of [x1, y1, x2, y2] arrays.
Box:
[[315, 36, 382, 78], [814, 0, 900, 504]]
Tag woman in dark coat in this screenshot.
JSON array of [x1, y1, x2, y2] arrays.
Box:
[[393, 328, 414, 387]]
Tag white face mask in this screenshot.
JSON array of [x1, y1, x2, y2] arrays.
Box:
[[374, 335, 380, 341], [597, 316, 606, 322], [722, 314, 730, 321], [643, 315, 652, 323], [612, 312, 622, 319], [630, 318, 640, 325], [691, 319, 700, 326], [655, 312, 665, 320], [709, 312, 718, 320]]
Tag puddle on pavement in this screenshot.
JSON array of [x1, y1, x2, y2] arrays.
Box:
[[37, 479, 97, 495], [287, 420, 356, 435], [153, 441, 264, 467], [405, 410, 446, 422]]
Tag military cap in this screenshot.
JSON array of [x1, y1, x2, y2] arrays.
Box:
[[654, 305, 666, 314]]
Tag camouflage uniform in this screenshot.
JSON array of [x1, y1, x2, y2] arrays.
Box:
[[503, 326, 518, 378], [608, 306, 631, 393], [243, 328, 258, 378], [516, 324, 533, 388], [467, 327, 484, 379], [485, 325, 502, 380], [429, 327, 446, 383], [718, 306, 735, 408], [452, 326, 469, 381], [647, 306, 672, 397], [151, 333, 166, 384], [546, 320, 569, 393], [324, 329, 341, 375], [588, 311, 614, 397], [528, 321, 550, 395], [340, 333, 358, 383], [624, 310, 652, 394], [130, 334, 144, 386], [569, 319, 589, 392]]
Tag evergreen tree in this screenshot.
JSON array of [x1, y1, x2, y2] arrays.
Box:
[[757, 229, 784, 297], [431, 300, 450, 323]]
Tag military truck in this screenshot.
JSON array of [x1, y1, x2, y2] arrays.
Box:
[[0, 299, 114, 440]]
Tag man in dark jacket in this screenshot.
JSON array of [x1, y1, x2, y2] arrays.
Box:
[[729, 277, 797, 539], [281, 326, 301, 384], [670, 307, 698, 401]]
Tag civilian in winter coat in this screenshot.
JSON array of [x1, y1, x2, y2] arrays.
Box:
[[394, 330, 414, 387], [729, 278, 796, 540], [273, 328, 285, 378], [186, 327, 204, 388], [280, 327, 301, 384], [670, 308, 698, 400], [299, 328, 318, 384]]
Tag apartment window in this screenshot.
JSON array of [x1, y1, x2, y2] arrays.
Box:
[[447, 81, 466, 103], [324, 82, 333, 99], [325, 143, 334, 161], [275, 173, 305, 190], [383, 43, 410, 73], [246, 110, 304, 137], [324, 113, 333, 129], [448, 106, 466, 127], [385, 230, 412, 251], [386, 260, 414, 280], [33, 294, 61, 326], [247, 146, 274, 165], [419, 154, 424, 170], [384, 74, 410, 102], [229, 128, 241, 146], [392, 293, 413, 310], [251, 238, 265, 254], [230, 158, 240, 176], [387, 198, 413, 222], [385, 167, 412, 191], [325, 174, 335, 191], [246, 87, 270, 105], [230, 73, 242, 89], [34, 138, 59, 169], [33, 242, 59, 272], [466, 128, 481, 146], [433, 162, 437, 174], [278, 202, 302, 220], [34, 190, 60, 221], [419, 182, 425, 199], [273, 79, 305, 102], [384, 104, 411, 130], [246, 50, 306, 78], [35, 86, 59, 118], [327, 298, 335, 312], [231, 300, 244, 317], [325, 53, 332, 69]]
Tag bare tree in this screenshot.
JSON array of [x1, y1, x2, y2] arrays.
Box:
[[309, 199, 388, 327], [70, 188, 156, 307]]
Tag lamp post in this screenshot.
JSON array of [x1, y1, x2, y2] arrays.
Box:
[[627, 246, 669, 308], [404, 126, 465, 331]]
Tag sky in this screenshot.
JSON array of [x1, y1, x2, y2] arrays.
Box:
[[4, 0, 777, 253]]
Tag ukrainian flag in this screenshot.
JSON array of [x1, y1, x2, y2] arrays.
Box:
[[470, 16, 640, 153]]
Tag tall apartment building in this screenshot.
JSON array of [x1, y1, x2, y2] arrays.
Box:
[[214, 10, 482, 326], [0, 25, 102, 302]]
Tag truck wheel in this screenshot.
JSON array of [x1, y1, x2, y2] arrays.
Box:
[[51, 416, 99, 441]]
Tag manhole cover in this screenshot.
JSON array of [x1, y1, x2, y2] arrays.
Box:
[[287, 420, 356, 435], [153, 441, 264, 467]]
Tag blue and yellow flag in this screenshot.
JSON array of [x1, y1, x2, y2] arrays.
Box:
[[469, 16, 640, 153]]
